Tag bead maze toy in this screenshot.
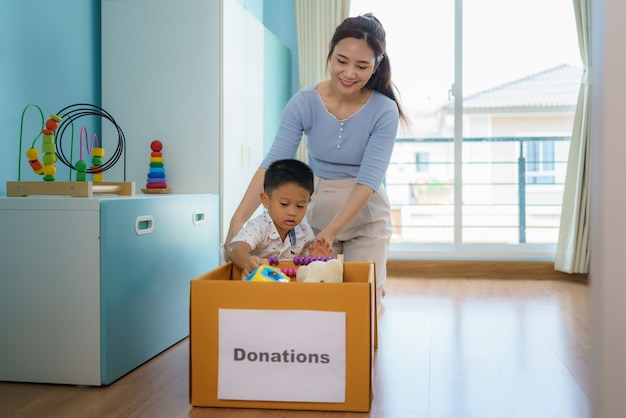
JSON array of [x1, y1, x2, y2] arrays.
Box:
[[267, 255, 337, 279], [141, 140, 171, 194], [240, 255, 340, 282], [7, 103, 134, 197]]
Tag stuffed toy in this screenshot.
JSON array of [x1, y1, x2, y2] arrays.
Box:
[[296, 259, 343, 283]]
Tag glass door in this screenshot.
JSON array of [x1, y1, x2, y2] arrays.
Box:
[[350, 0, 580, 259], [461, 0, 580, 248]]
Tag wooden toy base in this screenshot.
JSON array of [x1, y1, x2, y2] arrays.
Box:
[[6, 181, 135, 197], [141, 188, 171, 194]]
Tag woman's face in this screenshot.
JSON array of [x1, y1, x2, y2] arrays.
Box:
[[329, 37, 376, 96]]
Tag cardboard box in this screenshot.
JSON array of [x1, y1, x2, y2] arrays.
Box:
[[189, 261, 376, 412]]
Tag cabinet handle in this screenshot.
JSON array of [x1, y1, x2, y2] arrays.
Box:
[[135, 215, 154, 235], [192, 210, 206, 225]]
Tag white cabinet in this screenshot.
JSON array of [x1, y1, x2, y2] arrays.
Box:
[[0, 194, 220, 386], [221, 0, 265, 239], [102, 0, 269, 243], [223, 0, 263, 171]]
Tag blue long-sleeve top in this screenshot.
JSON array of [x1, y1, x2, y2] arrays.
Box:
[[261, 83, 399, 191]]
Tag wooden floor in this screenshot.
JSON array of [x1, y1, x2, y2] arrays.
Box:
[[0, 271, 590, 418]]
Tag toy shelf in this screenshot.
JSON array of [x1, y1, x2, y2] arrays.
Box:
[[6, 181, 135, 197]]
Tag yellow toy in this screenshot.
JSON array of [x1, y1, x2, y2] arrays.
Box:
[[244, 265, 290, 283]]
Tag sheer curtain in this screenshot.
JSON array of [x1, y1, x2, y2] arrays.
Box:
[[294, 0, 350, 162], [555, 0, 591, 274]]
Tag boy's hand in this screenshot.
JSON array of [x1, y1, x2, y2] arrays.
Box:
[[242, 255, 264, 277], [308, 237, 333, 257]]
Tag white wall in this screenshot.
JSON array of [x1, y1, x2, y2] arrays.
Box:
[[590, 1, 626, 417]]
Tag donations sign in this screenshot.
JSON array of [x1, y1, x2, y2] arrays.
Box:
[[217, 309, 347, 402]]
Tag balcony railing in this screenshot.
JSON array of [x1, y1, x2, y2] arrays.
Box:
[[385, 136, 570, 246]]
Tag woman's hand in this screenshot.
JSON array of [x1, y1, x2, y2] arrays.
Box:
[[314, 229, 338, 253], [308, 236, 333, 257]]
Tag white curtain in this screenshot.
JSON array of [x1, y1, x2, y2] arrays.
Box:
[[294, 0, 351, 162], [554, 0, 591, 274]]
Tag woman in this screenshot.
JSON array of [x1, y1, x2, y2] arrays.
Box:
[[225, 14, 408, 308]]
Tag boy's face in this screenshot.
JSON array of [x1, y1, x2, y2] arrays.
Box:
[[261, 182, 311, 240]]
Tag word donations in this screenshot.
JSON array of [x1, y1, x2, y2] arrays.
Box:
[[233, 348, 330, 364]]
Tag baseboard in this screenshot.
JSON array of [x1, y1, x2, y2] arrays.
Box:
[[386, 259, 588, 282]]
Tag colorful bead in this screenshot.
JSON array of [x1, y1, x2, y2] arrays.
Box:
[[87, 147, 105, 182], [28, 159, 44, 174], [75, 158, 87, 182], [41, 120, 56, 181], [50, 114, 62, 122], [26, 148, 39, 160], [42, 143, 55, 153], [151, 140, 163, 152], [45, 119, 59, 131], [42, 153, 56, 165], [75, 159, 87, 172], [280, 267, 298, 277], [43, 165, 56, 176], [292, 256, 335, 266]]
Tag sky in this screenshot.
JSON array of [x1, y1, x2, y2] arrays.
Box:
[[350, 0, 580, 113]]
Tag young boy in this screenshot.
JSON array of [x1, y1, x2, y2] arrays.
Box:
[[228, 159, 331, 276]]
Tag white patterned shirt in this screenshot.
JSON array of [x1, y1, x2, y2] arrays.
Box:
[[229, 211, 315, 259]]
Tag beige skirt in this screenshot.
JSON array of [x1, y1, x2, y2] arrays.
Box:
[[306, 176, 392, 296]]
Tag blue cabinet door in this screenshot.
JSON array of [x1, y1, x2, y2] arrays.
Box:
[[99, 194, 219, 384]]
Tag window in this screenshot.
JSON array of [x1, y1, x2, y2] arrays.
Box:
[[350, 0, 581, 259], [415, 152, 429, 173], [527, 140, 556, 184]]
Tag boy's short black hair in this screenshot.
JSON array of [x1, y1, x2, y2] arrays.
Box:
[[264, 159, 314, 196]]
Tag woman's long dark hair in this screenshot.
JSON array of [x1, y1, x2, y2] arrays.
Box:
[[327, 13, 408, 125]]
